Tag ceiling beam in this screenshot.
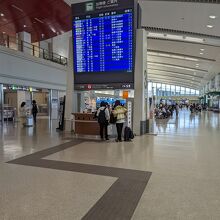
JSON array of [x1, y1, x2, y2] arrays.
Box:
[[148, 61, 208, 72], [149, 74, 201, 85], [147, 37, 220, 48], [148, 68, 204, 79], [148, 49, 216, 62]]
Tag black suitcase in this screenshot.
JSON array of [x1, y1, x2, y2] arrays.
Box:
[[124, 126, 134, 141]]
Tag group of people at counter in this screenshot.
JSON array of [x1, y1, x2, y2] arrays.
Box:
[[95, 100, 128, 142]]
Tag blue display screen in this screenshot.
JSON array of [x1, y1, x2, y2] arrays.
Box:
[[96, 97, 126, 108], [73, 9, 133, 73]]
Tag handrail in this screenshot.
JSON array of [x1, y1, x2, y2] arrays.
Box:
[[0, 33, 68, 66]]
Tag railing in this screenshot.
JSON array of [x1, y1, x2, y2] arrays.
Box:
[[0, 33, 68, 66]]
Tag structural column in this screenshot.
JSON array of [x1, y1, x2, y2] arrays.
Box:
[[17, 31, 32, 55], [133, 29, 148, 135], [0, 84, 4, 125], [64, 36, 74, 131]]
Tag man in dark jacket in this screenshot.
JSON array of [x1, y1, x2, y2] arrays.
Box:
[[32, 100, 38, 123], [96, 101, 110, 140]]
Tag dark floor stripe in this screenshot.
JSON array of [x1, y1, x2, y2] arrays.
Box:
[[7, 140, 152, 220]]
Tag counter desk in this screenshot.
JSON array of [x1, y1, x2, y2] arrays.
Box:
[[73, 113, 100, 135]]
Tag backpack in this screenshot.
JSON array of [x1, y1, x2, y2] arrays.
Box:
[[110, 112, 117, 124], [124, 126, 134, 141], [98, 108, 107, 124]]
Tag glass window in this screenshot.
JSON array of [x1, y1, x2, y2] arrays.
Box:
[[191, 89, 195, 95], [196, 90, 200, 95], [156, 83, 161, 90], [186, 88, 190, 95], [148, 82, 152, 91], [171, 85, 175, 96], [148, 82, 152, 97], [180, 87, 185, 95], [165, 84, 170, 91], [165, 84, 171, 96], [175, 86, 180, 96], [156, 83, 162, 96]]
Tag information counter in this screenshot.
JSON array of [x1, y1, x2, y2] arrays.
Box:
[[73, 113, 99, 135]]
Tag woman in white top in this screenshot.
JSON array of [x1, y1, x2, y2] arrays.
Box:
[[113, 100, 127, 142], [19, 102, 27, 125]]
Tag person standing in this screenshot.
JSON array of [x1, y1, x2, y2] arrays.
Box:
[[97, 101, 110, 141], [32, 100, 38, 123], [20, 102, 27, 126], [175, 103, 179, 117], [113, 100, 127, 142]]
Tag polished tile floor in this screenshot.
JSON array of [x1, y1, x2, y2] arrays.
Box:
[[0, 110, 220, 219]]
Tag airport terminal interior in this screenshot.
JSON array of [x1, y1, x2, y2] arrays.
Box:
[[0, 0, 220, 219]]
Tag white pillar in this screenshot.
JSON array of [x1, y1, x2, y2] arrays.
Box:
[[133, 29, 148, 135], [17, 32, 32, 55], [64, 36, 74, 131], [0, 84, 4, 125]]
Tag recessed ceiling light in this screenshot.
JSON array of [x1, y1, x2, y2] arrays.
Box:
[[23, 24, 27, 28], [207, 25, 214, 28], [209, 15, 216, 19], [200, 52, 204, 55], [41, 33, 45, 38], [200, 48, 204, 51], [2, 31, 5, 34], [0, 13, 4, 17]]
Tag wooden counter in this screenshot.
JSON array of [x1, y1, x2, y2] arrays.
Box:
[[73, 113, 99, 135]]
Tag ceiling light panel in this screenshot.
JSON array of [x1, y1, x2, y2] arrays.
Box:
[[147, 32, 204, 43], [209, 15, 216, 19], [207, 25, 214, 28]]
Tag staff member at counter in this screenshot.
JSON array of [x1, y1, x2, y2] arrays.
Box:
[[96, 101, 110, 141]]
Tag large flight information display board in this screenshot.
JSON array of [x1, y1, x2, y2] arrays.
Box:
[[72, 0, 137, 87], [73, 9, 133, 73]]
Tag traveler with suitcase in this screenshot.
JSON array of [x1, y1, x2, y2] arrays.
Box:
[[96, 101, 110, 141], [113, 100, 127, 142]]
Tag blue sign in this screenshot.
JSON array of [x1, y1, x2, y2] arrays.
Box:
[[73, 9, 133, 74]]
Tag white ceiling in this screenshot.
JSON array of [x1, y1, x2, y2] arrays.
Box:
[[139, 1, 220, 37], [140, 1, 220, 88]]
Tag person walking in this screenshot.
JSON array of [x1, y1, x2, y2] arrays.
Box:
[[97, 101, 110, 141], [32, 100, 38, 123], [113, 100, 127, 142]]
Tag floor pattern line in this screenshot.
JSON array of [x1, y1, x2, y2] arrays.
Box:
[[7, 139, 152, 220]]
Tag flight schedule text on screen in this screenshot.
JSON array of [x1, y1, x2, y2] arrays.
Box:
[[73, 9, 133, 73]]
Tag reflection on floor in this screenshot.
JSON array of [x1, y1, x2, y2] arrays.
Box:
[[0, 110, 220, 219]]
